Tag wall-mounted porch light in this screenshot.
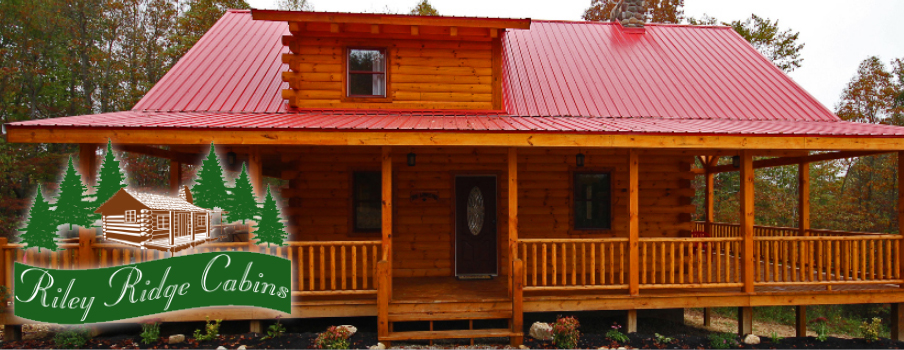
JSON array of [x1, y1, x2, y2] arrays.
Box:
[[407, 152, 416, 166], [732, 155, 741, 168], [226, 151, 237, 166], [576, 153, 585, 167]]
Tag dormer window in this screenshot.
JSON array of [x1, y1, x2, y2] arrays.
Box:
[[347, 48, 386, 97]]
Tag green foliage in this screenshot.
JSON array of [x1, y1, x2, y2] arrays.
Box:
[[140, 319, 161, 344], [263, 316, 286, 340], [604, 322, 628, 344], [728, 15, 804, 73], [53, 326, 92, 349], [227, 164, 259, 225], [551, 316, 581, 349], [313, 326, 351, 349], [94, 140, 127, 206], [168, 0, 249, 62], [0, 286, 11, 312], [275, 0, 311, 11], [409, 0, 439, 16], [707, 332, 739, 349], [859, 317, 882, 342], [811, 317, 829, 342], [54, 157, 98, 231], [19, 185, 58, 252], [769, 330, 782, 343], [653, 333, 673, 344], [193, 316, 222, 342], [192, 144, 230, 212], [583, 0, 684, 23], [254, 186, 287, 247]]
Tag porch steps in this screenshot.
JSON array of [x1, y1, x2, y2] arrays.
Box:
[[382, 329, 522, 341]]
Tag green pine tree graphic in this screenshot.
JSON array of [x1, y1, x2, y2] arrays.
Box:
[[254, 186, 287, 247], [228, 163, 259, 225], [94, 140, 127, 206], [54, 156, 99, 231], [191, 143, 230, 212], [19, 185, 59, 252]]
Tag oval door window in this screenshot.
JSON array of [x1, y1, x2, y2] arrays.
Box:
[[467, 186, 485, 236]]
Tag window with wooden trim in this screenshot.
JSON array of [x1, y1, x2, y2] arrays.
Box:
[[353, 171, 382, 232], [156, 215, 169, 230], [573, 172, 612, 230], [197, 214, 207, 230], [347, 48, 386, 97], [125, 210, 136, 223]]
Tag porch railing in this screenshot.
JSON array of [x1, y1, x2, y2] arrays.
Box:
[[517, 238, 628, 290], [754, 235, 903, 286], [638, 237, 743, 289], [694, 221, 886, 237]]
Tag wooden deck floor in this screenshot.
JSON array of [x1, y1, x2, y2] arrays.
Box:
[[393, 276, 509, 303]]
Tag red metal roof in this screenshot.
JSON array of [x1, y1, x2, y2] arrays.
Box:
[[10, 111, 904, 137], [7, 10, 901, 139]]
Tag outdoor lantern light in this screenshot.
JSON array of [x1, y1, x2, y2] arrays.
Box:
[[576, 153, 585, 167], [732, 155, 741, 168], [407, 152, 416, 166], [226, 151, 237, 166]]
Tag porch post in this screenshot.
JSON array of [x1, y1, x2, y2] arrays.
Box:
[[169, 160, 181, 195], [798, 162, 810, 236], [704, 170, 714, 235], [740, 151, 755, 294], [508, 148, 523, 346], [78, 144, 98, 269], [899, 152, 904, 288], [378, 147, 393, 341], [628, 149, 639, 296], [248, 146, 262, 252]]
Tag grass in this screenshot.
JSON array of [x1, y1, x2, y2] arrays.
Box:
[[700, 304, 891, 339]]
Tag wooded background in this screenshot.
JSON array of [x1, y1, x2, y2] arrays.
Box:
[[1, 0, 902, 239]]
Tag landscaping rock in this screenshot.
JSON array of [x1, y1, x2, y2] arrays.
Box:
[[368, 342, 386, 350], [237, 346, 246, 350], [743, 334, 760, 345], [529, 322, 552, 340], [338, 325, 357, 336], [519, 345, 529, 349], [216, 347, 226, 350], [168, 334, 185, 344]]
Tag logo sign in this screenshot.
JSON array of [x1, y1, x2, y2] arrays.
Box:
[[14, 252, 290, 324]]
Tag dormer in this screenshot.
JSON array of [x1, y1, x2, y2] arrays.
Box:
[[251, 10, 530, 111]]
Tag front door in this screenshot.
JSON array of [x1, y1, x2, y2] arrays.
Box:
[[455, 176, 497, 276]]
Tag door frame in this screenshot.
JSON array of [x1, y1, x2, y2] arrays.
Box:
[[451, 173, 501, 276]]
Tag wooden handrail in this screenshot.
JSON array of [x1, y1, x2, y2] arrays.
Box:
[[518, 238, 629, 243], [287, 240, 382, 246], [755, 235, 902, 241], [639, 237, 742, 242]]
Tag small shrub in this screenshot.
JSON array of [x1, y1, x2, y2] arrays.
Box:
[[551, 316, 581, 349], [314, 326, 351, 349], [653, 333, 673, 344], [263, 316, 286, 340], [769, 330, 783, 343], [140, 319, 161, 344], [859, 317, 882, 342], [707, 332, 739, 349], [605, 322, 629, 344], [193, 316, 222, 342], [0, 286, 11, 312], [811, 317, 829, 342], [53, 326, 92, 349]]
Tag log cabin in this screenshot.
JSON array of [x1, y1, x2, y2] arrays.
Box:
[[5, 7, 904, 345], [95, 187, 214, 253]]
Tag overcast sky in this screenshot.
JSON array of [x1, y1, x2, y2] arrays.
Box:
[[246, 0, 904, 112]]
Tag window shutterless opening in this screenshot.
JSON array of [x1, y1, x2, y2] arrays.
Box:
[[347, 48, 386, 97], [352, 171, 382, 233], [573, 172, 612, 231]]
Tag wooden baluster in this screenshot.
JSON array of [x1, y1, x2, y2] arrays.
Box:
[[589, 243, 595, 286], [341, 246, 347, 290], [360, 245, 366, 290], [532, 244, 538, 286], [861, 240, 867, 280], [670, 242, 675, 284], [852, 241, 859, 281], [661, 242, 666, 285], [581, 242, 586, 286], [679, 242, 684, 284], [310, 246, 315, 291], [642, 242, 648, 285], [716, 241, 722, 283], [542, 243, 548, 286], [773, 240, 780, 282], [872, 240, 878, 280], [697, 240, 703, 284], [294, 247, 302, 291], [572, 242, 577, 286], [372, 244, 378, 289], [523, 243, 528, 286], [561, 243, 568, 286], [330, 246, 337, 290], [791, 241, 798, 282], [834, 240, 842, 281], [319, 246, 326, 290], [351, 245, 357, 290]]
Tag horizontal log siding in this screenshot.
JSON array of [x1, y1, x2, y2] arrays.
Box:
[[282, 35, 495, 110], [283, 147, 694, 278]]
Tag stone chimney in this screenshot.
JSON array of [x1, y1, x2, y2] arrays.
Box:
[[611, 0, 646, 28], [179, 185, 193, 204]]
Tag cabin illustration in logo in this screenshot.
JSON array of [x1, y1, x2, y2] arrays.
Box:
[[95, 186, 215, 253]]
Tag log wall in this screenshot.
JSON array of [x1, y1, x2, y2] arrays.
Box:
[[280, 29, 499, 110], [279, 147, 694, 278]]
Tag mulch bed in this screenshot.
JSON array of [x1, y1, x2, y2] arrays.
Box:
[[1, 332, 377, 349], [525, 333, 904, 349]]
